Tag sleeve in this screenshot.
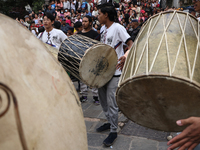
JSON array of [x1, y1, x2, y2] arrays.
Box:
[[59, 30, 68, 42], [117, 24, 131, 43]]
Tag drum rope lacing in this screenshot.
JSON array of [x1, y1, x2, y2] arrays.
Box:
[[120, 10, 200, 85]]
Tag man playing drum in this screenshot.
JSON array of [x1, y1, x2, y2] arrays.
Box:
[[96, 3, 133, 146], [167, 1, 200, 150], [38, 12, 67, 49], [77, 15, 100, 104]]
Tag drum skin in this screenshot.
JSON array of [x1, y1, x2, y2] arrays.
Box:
[[44, 43, 59, 59], [58, 34, 118, 88], [116, 11, 200, 132], [0, 14, 87, 150]]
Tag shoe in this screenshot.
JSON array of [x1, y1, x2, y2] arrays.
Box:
[[93, 96, 100, 105], [96, 123, 110, 132], [103, 132, 117, 147], [80, 96, 87, 102]]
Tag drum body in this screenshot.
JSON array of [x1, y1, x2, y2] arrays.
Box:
[[0, 14, 87, 150], [116, 11, 200, 132], [58, 34, 118, 88]]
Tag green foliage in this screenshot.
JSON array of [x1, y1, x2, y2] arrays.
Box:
[[32, 0, 45, 13], [0, 0, 45, 18]]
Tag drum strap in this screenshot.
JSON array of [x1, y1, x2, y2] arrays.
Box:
[[98, 30, 122, 50], [39, 32, 44, 39], [114, 41, 122, 49]]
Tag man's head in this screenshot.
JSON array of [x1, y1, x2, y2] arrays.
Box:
[[62, 18, 66, 25], [98, 3, 117, 24], [43, 12, 55, 29], [74, 21, 83, 32], [193, 0, 200, 12], [24, 15, 29, 22], [51, 0, 55, 4], [131, 19, 139, 29], [54, 21, 61, 29], [82, 15, 92, 30], [67, 26, 74, 36]]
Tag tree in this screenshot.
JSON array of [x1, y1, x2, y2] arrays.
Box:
[[0, 0, 44, 19]]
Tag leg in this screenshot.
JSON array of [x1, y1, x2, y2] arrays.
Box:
[[80, 82, 88, 102], [98, 83, 109, 119], [106, 77, 119, 132]]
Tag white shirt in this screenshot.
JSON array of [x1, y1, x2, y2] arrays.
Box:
[[63, 1, 70, 9], [100, 23, 131, 75], [92, 10, 98, 16], [38, 28, 67, 49], [71, 0, 76, 11]]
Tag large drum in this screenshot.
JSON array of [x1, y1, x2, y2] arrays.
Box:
[[44, 43, 59, 59], [58, 34, 118, 88], [116, 11, 200, 132], [0, 14, 87, 150]]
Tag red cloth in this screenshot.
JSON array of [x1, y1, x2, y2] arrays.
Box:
[[141, 10, 145, 14], [66, 20, 71, 26]]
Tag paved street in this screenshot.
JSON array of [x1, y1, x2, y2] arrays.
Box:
[[74, 82, 171, 150]]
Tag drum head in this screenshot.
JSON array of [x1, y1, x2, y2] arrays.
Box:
[[0, 14, 87, 150], [79, 44, 118, 88], [44, 43, 59, 59], [116, 74, 200, 132]]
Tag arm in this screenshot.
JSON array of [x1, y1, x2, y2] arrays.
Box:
[[167, 117, 200, 150], [117, 39, 133, 71]]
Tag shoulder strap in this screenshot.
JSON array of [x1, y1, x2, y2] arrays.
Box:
[[39, 32, 44, 39]]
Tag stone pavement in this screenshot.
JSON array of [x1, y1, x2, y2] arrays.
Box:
[[74, 82, 171, 150]]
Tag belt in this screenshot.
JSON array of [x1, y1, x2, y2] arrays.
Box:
[[113, 75, 121, 77]]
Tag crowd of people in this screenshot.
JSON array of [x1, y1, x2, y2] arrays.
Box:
[[15, 0, 200, 42], [14, 0, 200, 149], [16, 0, 164, 40]]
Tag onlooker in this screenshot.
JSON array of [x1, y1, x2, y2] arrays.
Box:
[[61, 18, 69, 34], [130, 19, 141, 42], [77, 15, 100, 104], [63, 0, 70, 10], [67, 26, 74, 36], [92, 7, 98, 17], [38, 12, 67, 49], [66, 15, 71, 26], [74, 21, 82, 34]]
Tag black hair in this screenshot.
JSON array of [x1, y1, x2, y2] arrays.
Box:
[[83, 15, 92, 23], [44, 12, 55, 22], [97, 3, 117, 21], [68, 27, 74, 32], [38, 26, 45, 33], [54, 21, 61, 29], [31, 20, 35, 24], [74, 21, 82, 28], [97, 25, 101, 30], [66, 15, 71, 19]]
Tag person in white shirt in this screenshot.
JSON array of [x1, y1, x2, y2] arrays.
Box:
[[92, 7, 98, 17], [96, 3, 133, 147], [70, 0, 76, 11], [63, 0, 70, 9], [38, 12, 67, 49]]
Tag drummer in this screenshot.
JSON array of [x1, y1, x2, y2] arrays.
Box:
[[77, 15, 100, 104], [38, 12, 67, 49], [167, 1, 200, 150], [96, 3, 133, 147]]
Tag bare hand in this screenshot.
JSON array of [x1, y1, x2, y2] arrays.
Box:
[[167, 117, 200, 150], [116, 56, 126, 71]]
